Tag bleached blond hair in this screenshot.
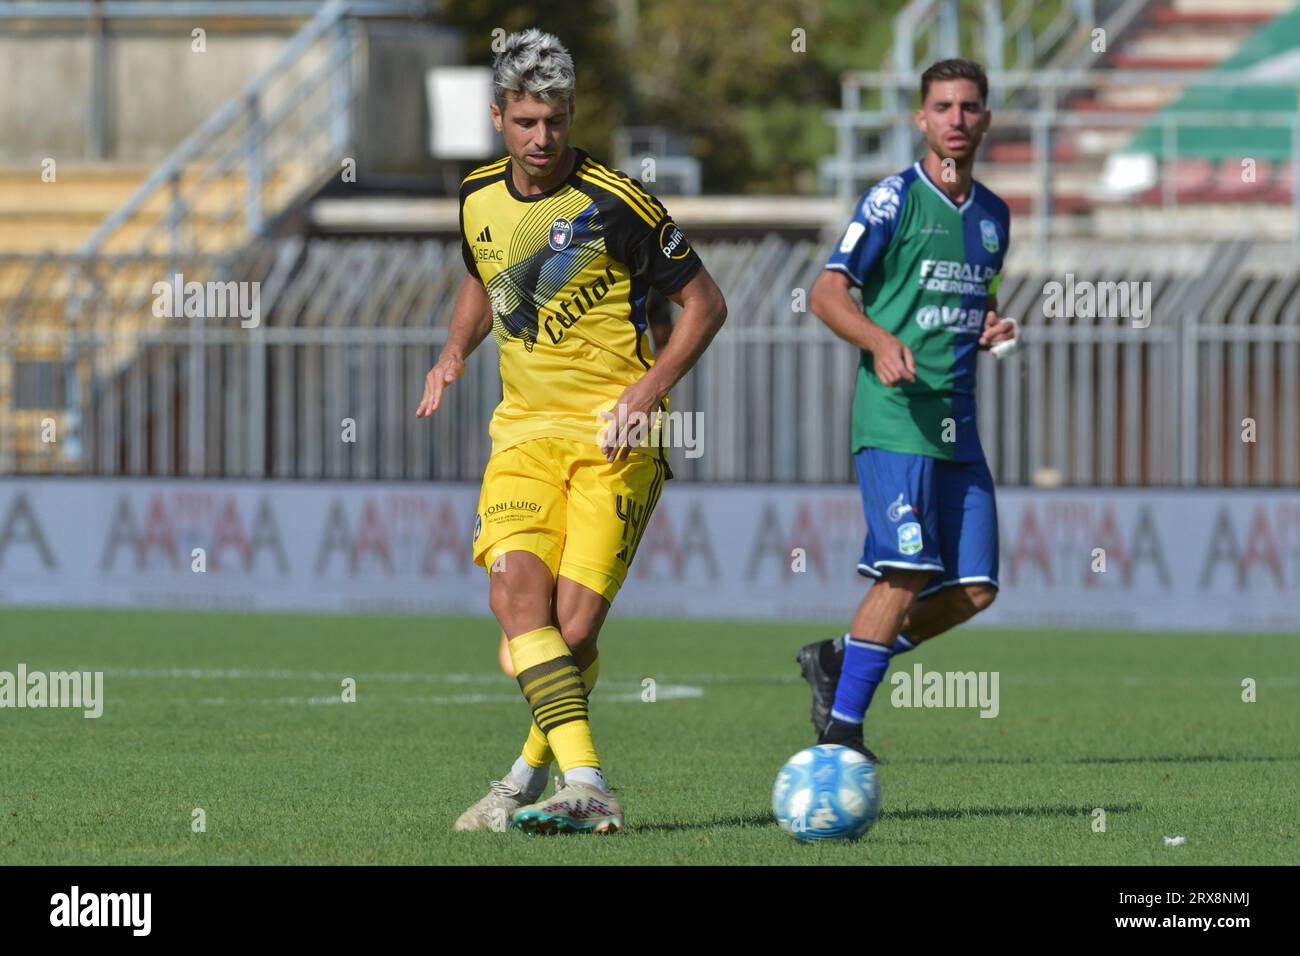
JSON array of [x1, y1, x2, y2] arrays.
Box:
[[492, 28, 575, 108]]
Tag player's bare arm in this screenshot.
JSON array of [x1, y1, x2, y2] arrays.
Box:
[[810, 270, 915, 386], [414, 273, 491, 418], [600, 267, 727, 461]]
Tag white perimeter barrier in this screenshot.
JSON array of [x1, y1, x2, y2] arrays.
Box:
[[0, 480, 1298, 631]]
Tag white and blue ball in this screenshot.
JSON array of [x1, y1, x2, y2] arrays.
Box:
[[772, 744, 881, 842]]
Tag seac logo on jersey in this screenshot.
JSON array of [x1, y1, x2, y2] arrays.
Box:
[[980, 219, 999, 253], [549, 217, 573, 251]]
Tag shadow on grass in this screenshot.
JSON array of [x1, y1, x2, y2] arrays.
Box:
[[1069, 754, 1296, 765], [887, 754, 1295, 766], [633, 802, 1143, 833], [884, 801, 1142, 822], [634, 813, 774, 833]]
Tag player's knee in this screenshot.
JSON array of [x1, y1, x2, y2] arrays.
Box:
[[488, 578, 549, 632], [966, 584, 997, 613], [557, 613, 601, 658]]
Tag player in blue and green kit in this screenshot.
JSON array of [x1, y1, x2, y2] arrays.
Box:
[[796, 59, 1021, 760]]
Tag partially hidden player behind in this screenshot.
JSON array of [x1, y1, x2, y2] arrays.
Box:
[[416, 29, 726, 833], [797, 58, 1019, 761]]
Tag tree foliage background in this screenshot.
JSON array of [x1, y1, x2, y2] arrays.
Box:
[[442, 0, 907, 194]]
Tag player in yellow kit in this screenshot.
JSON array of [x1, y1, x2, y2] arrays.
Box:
[[416, 28, 726, 834]]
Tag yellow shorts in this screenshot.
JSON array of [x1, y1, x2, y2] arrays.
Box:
[[472, 438, 669, 603]]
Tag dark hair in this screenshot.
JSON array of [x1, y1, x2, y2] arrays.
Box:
[[920, 58, 988, 106]]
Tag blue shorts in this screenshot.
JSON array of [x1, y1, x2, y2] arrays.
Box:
[[854, 447, 999, 599]]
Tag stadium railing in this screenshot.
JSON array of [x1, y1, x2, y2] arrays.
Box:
[[5, 236, 1299, 488], [0, 0, 426, 476]]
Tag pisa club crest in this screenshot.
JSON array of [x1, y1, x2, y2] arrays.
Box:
[[549, 217, 573, 251]]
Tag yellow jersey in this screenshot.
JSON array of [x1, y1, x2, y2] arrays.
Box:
[[459, 148, 702, 456]]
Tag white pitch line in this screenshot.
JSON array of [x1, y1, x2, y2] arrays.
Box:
[[91, 667, 501, 684], [86, 667, 1300, 689], [194, 685, 705, 706]]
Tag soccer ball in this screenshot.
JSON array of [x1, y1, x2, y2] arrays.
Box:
[[772, 744, 881, 842]]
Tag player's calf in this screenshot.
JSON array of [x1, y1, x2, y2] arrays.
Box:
[[817, 569, 929, 757], [797, 628, 920, 735], [902, 581, 997, 641], [514, 574, 610, 777], [804, 582, 997, 726]]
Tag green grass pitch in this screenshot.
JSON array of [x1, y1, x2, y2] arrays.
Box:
[[1, 607, 1297, 865]]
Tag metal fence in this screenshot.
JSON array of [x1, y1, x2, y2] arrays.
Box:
[[4, 236, 1299, 486]]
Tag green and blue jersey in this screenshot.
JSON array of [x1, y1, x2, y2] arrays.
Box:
[[825, 162, 1011, 462]]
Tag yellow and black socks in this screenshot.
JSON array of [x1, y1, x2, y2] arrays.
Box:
[[507, 627, 600, 776], [521, 656, 599, 771]]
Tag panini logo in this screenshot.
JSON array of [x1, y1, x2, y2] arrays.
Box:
[[485, 500, 541, 516], [658, 220, 690, 259]]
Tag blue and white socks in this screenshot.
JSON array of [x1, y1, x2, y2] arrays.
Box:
[[828, 638, 894, 725], [834, 632, 915, 655]]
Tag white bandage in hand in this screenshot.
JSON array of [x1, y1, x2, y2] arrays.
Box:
[[989, 317, 1020, 359]]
